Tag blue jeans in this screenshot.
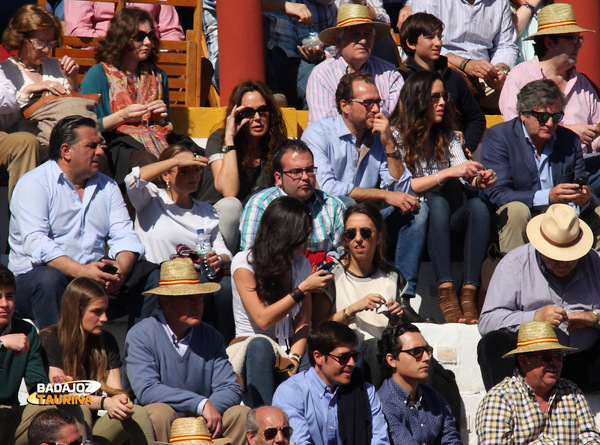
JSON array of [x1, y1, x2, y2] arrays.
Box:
[[425, 194, 490, 286], [200, 274, 234, 345], [383, 205, 429, 296], [244, 337, 277, 408], [266, 46, 317, 110]]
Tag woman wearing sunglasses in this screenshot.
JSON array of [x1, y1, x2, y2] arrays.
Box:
[[0, 5, 78, 134], [230, 196, 332, 407], [124, 144, 235, 343], [389, 71, 497, 324], [197, 80, 288, 252], [312, 202, 404, 387], [40, 278, 155, 444]]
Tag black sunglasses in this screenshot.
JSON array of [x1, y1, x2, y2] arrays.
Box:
[[238, 105, 270, 121], [529, 110, 564, 124], [399, 345, 433, 360], [133, 30, 155, 42], [343, 227, 373, 241], [430, 92, 449, 103], [48, 438, 83, 445], [328, 351, 361, 365], [262, 426, 293, 440], [526, 351, 565, 363]]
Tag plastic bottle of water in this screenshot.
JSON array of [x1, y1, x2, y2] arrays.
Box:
[[196, 229, 217, 279]]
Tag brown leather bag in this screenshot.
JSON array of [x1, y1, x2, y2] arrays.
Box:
[[22, 90, 101, 119]]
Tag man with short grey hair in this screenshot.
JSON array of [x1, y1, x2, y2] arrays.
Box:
[[246, 406, 292, 445], [480, 79, 600, 254]]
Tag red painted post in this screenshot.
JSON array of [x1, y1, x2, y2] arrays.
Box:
[[217, 0, 266, 105], [566, 0, 600, 88]]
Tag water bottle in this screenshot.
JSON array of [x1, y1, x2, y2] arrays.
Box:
[[195, 229, 217, 279]]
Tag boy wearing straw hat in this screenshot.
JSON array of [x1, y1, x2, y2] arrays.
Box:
[[476, 321, 600, 444], [478, 204, 600, 393], [305, 3, 403, 123], [123, 258, 249, 445]]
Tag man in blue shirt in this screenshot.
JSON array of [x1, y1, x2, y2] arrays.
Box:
[[377, 324, 461, 445], [272, 321, 390, 445]]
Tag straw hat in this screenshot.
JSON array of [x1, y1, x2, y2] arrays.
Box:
[[169, 417, 231, 445], [319, 4, 390, 46], [524, 3, 594, 40], [143, 258, 221, 296], [502, 321, 576, 357], [526, 204, 592, 262]]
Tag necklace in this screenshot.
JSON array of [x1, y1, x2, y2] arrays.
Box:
[[13, 55, 41, 73]]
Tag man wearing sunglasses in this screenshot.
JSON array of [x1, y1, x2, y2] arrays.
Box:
[[273, 321, 390, 445], [27, 409, 83, 445], [246, 406, 292, 445], [377, 324, 461, 445], [481, 79, 600, 255], [476, 321, 600, 444]]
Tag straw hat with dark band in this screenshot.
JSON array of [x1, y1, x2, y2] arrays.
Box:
[[526, 204, 592, 262], [143, 258, 221, 296], [524, 3, 594, 40], [502, 321, 577, 358], [319, 4, 390, 46], [169, 417, 231, 445]]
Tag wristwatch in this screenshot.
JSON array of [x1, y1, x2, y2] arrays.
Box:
[[592, 309, 600, 325], [222, 144, 236, 154], [385, 148, 402, 159]]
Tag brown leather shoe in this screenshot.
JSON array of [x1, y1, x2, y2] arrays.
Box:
[[460, 286, 479, 324], [437, 284, 465, 323]]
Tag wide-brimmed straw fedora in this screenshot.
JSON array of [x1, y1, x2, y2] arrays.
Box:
[[169, 417, 231, 445], [319, 4, 390, 46], [524, 3, 594, 40], [526, 204, 592, 262], [143, 258, 221, 296], [502, 321, 576, 358]]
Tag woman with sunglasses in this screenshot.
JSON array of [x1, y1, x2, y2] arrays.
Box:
[[390, 71, 497, 324], [0, 5, 78, 134], [230, 196, 332, 407], [197, 80, 288, 252], [312, 202, 404, 387], [40, 278, 155, 444], [124, 144, 235, 343]]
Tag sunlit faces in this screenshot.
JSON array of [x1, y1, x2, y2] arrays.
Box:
[[21, 28, 56, 67], [81, 296, 108, 337], [518, 350, 564, 394], [342, 80, 381, 130], [274, 151, 316, 202], [128, 20, 154, 63], [247, 406, 292, 445], [427, 80, 446, 124], [162, 294, 205, 327], [337, 24, 375, 68], [539, 254, 578, 281], [162, 152, 202, 196], [547, 33, 583, 68], [344, 212, 382, 264], [240, 91, 270, 139], [0, 286, 15, 328], [314, 342, 357, 388], [520, 100, 563, 145], [412, 30, 443, 65], [387, 332, 431, 386], [64, 125, 104, 181]]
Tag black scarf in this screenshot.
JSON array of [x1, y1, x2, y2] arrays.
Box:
[[337, 368, 372, 445]]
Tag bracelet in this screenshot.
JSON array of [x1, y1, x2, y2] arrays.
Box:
[[459, 58, 472, 72], [386, 148, 402, 159], [343, 308, 354, 321], [521, 1, 536, 15], [290, 287, 306, 303], [289, 352, 301, 363], [100, 396, 106, 410], [435, 172, 442, 186]]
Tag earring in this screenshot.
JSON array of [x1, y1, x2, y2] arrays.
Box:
[[166, 181, 170, 190]]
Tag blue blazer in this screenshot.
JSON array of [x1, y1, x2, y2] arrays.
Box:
[[480, 117, 593, 209]]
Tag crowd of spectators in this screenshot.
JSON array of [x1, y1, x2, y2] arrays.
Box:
[[2, 1, 600, 444]]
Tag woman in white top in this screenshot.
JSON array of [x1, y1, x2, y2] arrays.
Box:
[[124, 144, 234, 343], [0, 5, 79, 134], [231, 196, 332, 407]]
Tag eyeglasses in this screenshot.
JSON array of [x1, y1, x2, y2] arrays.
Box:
[[47, 437, 83, 445], [133, 30, 155, 42], [262, 426, 294, 440], [327, 351, 361, 365], [28, 38, 58, 50], [238, 105, 270, 121], [281, 166, 318, 180], [350, 98, 383, 111], [177, 165, 202, 175], [529, 110, 564, 124], [343, 227, 373, 241], [526, 351, 566, 363], [430, 92, 449, 103], [399, 345, 433, 360], [559, 34, 584, 44]]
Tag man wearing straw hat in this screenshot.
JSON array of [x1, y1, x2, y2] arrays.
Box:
[[305, 3, 403, 123], [123, 258, 249, 445], [478, 204, 600, 392], [476, 320, 600, 444]]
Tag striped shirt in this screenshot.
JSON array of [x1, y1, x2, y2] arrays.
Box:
[[306, 54, 403, 123], [408, 0, 518, 68], [476, 371, 600, 444], [239, 186, 346, 253]]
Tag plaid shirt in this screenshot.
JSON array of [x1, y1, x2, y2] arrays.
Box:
[[476, 370, 600, 445], [239, 186, 346, 253]]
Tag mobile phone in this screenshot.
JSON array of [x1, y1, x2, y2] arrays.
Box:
[[318, 261, 336, 274], [575, 176, 589, 188], [101, 263, 118, 275]]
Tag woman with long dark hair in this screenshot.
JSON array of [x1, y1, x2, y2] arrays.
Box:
[[40, 278, 155, 444], [230, 196, 332, 407], [389, 71, 497, 324]]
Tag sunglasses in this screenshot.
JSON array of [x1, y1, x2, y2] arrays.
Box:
[[430, 92, 449, 103], [238, 105, 270, 121], [399, 345, 433, 360], [328, 351, 361, 365], [262, 426, 293, 440], [559, 34, 584, 44], [350, 98, 383, 111], [48, 438, 83, 445], [133, 30, 155, 42], [281, 166, 318, 180], [526, 351, 566, 363], [343, 227, 373, 241], [529, 110, 564, 124], [28, 38, 58, 50], [177, 165, 202, 175]]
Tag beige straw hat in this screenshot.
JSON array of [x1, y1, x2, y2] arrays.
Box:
[[169, 417, 231, 445], [526, 204, 592, 262], [502, 321, 576, 358], [319, 4, 390, 46], [143, 258, 221, 296], [524, 3, 594, 40]]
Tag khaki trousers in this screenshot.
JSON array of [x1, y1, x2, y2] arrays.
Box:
[[0, 131, 39, 200]]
